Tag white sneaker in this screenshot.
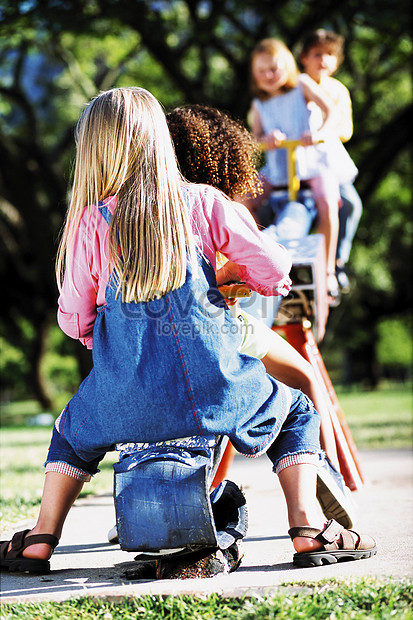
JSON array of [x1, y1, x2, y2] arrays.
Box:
[[316, 455, 358, 529], [107, 525, 119, 544], [336, 266, 351, 294]]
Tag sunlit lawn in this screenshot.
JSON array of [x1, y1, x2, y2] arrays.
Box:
[[1, 578, 412, 619], [336, 383, 412, 449]]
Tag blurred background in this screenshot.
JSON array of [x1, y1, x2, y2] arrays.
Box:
[[0, 0, 412, 420]]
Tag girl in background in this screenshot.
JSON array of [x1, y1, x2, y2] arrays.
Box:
[[247, 38, 357, 303]]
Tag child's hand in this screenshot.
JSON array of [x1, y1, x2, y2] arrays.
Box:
[[216, 261, 240, 285], [219, 282, 252, 305], [301, 130, 322, 146], [264, 129, 287, 150]]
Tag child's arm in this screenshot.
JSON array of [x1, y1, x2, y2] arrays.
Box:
[[330, 78, 353, 142], [202, 187, 292, 296], [299, 73, 338, 144], [57, 211, 103, 349]]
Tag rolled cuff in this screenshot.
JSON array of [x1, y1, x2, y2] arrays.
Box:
[[275, 451, 320, 475], [45, 461, 92, 482], [237, 265, 292, 297]]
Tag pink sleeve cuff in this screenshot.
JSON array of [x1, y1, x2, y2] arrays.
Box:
[[237, 265, 292, 297]]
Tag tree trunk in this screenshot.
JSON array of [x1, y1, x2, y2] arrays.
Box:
[[29, 320, 53, 409]]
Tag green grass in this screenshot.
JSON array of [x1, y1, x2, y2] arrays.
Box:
[[336, 383, 413, 449], [0, 398, 71, 428], [0, 399, 48, 427], [0, 578, 412, 619]]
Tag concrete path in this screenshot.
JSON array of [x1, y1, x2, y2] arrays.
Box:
[[1, 449, 412, 603]]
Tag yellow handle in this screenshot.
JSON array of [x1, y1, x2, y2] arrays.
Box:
[[280, 140, 301, 201], [218, 282, 252, 299], [260, 138, 323, 202]]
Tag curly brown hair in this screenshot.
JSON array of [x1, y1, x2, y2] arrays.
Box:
[[166, 105, 263, 200]]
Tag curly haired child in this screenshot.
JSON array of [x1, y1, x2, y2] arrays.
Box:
[[167, 104, 358, 518]]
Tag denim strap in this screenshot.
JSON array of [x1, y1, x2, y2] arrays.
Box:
[[98, 201, 112, 226]]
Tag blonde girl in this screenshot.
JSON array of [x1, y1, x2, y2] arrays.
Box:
[[0, 88, 375, 575]]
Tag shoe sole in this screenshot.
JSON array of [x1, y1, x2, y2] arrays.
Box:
[[316, 474, 356, 530], [0, 558, 51, 574], [293, 546, 377, 567]]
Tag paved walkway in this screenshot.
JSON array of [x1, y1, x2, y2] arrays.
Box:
[[1, 449, 412, 603]]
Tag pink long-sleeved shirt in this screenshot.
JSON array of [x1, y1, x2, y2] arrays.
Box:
[[57, 184, 292, 349]]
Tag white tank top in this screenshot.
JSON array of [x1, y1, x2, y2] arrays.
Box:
[[254, 84, 357, 186]]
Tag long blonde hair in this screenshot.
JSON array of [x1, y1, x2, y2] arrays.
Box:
[[56, 87, 198, 303]]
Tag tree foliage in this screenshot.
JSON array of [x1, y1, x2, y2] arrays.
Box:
[[0, 0, 411, 403]]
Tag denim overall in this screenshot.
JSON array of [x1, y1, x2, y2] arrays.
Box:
[[56, 202, 296, 464], [48, 198, 321, 554], [114, 436, 248, 554]]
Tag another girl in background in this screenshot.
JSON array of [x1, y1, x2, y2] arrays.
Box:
[[0, 88, 376, 574], [247, 38, 357, 303], [298, 29, 363, 293]]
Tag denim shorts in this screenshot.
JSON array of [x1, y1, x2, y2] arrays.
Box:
[[45, 425, 107, 476], [266, 388, 321, 469], [45, 387, 320, 476]]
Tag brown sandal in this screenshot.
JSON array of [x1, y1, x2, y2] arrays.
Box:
[[0, 529, 59, 574], [289, 519, 377, 567]]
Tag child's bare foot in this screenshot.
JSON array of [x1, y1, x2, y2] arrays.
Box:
[[293, 535, 324, 554], [292, 529, 359, 553], [20, 540, 54, 560]]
